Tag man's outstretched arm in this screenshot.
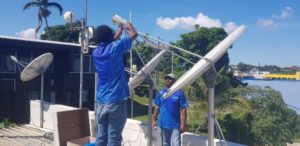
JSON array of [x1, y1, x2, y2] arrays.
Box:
[[125, 22, 137, 40]]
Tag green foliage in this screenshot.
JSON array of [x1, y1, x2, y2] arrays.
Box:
[[41, 20, 81, 42], [131, 41, 160, 71], [176, 27, 228, 71], [133, 115, 148, 122], [184, 80, 206, 101], [186, 101, 208, 132], [0, 118, 15, 128], [134, 84, 149, 97], [237, 62, 256, 72], [248, 86, 300, 145], [216, 87, 252, 113], [219, 112, 254, 145], [218, 86, 300, 145]]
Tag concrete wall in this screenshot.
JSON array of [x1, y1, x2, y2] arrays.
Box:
[[122, 119, 161, 146], [30, 100, 76, 129], [30, 100, 245, 146]]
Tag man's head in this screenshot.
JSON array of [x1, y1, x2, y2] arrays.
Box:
[[164, 73, 176, 88], [94, 25, 114, 44]]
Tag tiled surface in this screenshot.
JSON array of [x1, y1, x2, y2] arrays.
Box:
[[0, 125, 54, 146]]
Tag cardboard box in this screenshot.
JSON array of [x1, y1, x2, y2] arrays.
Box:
[[67, 136, 95, 146]]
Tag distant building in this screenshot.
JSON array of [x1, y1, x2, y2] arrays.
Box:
[[249, 68, 259, 74]]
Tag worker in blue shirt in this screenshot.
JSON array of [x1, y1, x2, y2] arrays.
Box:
[[152, 73, 188, 146], [92, 22, 137, 146]]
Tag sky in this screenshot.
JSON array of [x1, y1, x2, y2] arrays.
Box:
[[0, 0, 299, 67]]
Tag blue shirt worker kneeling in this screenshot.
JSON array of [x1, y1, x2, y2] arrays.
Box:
[[152, 73, 188, 146], [92, 22, 137, 146]]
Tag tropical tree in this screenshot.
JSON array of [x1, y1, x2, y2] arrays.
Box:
[[23, 0, 63, 38], [219, 86, 300, 145], [176, 27, 228, 71], [40, 20, 81, 42], [249, 86, 300, 145]]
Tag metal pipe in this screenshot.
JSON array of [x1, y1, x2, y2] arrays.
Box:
[[79, 39, 83, 108], [94, 72, 98, 136], [40, 74, 44, 128], [79, 0, 88, 108], [147, 81, 153, 146], [130, 11, 134, 119], [138, 32, 204, 59], [208, 87, 215, 146]]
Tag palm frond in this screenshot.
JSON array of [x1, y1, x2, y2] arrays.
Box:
[[23, 2, 41, 11], [47, 2, 63, 15]]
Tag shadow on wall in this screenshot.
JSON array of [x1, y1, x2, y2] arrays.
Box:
[[127, 98, 153, 118]]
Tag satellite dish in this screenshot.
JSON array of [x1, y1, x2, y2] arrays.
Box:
[[20, 53, 53, 82], [15, 52, 54, 128]]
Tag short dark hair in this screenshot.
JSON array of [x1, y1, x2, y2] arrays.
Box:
[[94, 25, 114, 44]]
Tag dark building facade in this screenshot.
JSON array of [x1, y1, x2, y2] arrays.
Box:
[[0, 35, 97, 123]]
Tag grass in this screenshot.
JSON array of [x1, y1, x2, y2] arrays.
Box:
[[133, 115, 149, 122], [294, 138, 300, 143]]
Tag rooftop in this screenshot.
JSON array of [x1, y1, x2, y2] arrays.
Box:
[[0, 124, 54, 146]]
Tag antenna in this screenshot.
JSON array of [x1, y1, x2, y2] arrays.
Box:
[[18, 53, 54, 128], [20, 53, 53, 82]]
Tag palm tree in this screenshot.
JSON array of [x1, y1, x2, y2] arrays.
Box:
[[23, 0, 63, 38]]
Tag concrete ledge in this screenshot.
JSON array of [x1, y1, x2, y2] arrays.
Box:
[[30, 100, 245, 146]]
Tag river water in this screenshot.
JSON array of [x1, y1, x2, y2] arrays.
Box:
[[242, 79, 300, 114]]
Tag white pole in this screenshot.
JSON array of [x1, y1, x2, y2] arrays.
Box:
[[40, 74, 44, 128], [79, 45, 83, 108], [94, 72, 98, 136], [208, 88, 215, 146], [138, 32, 204, 59], [130, 11, 134, 118], [79, 0, 89, 108], [147, 81, 153, 146]]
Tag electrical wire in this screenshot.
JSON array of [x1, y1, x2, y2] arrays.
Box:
[[286, 103, 300, 111]]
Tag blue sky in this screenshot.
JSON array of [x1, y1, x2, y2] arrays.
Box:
[[0, 0, 299, 67]]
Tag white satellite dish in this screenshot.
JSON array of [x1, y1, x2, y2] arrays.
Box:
[[163, 25, 246, 98], [15, 52, 54, 128], [20, 53, 54, 82]]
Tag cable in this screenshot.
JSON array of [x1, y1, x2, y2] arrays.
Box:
[[133, 48, 161, 94], [214, 118, 228, 146], [286, 103, 300, 111]]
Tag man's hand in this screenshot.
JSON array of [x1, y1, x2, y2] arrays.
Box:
[[152, 120, 158, 129], [124, 22, 137, 40], [180, 124, 187, 133], [180, 108, 187, 133], [113, 24, 123, 40]]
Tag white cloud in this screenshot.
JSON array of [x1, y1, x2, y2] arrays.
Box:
[[156, 16, 196, 30], [193, 13, 222, 28], [156, 13, 240, 33], [224, 22, 239, 34], [16, 28, 40, 39], [257, 6, 293, 27], [272, 6, 293, 19], [257, 18, 277, 27]]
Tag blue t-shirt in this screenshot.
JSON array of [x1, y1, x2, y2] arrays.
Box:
[[154, 88, 188, 129], [92, 37, 132, 104]]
